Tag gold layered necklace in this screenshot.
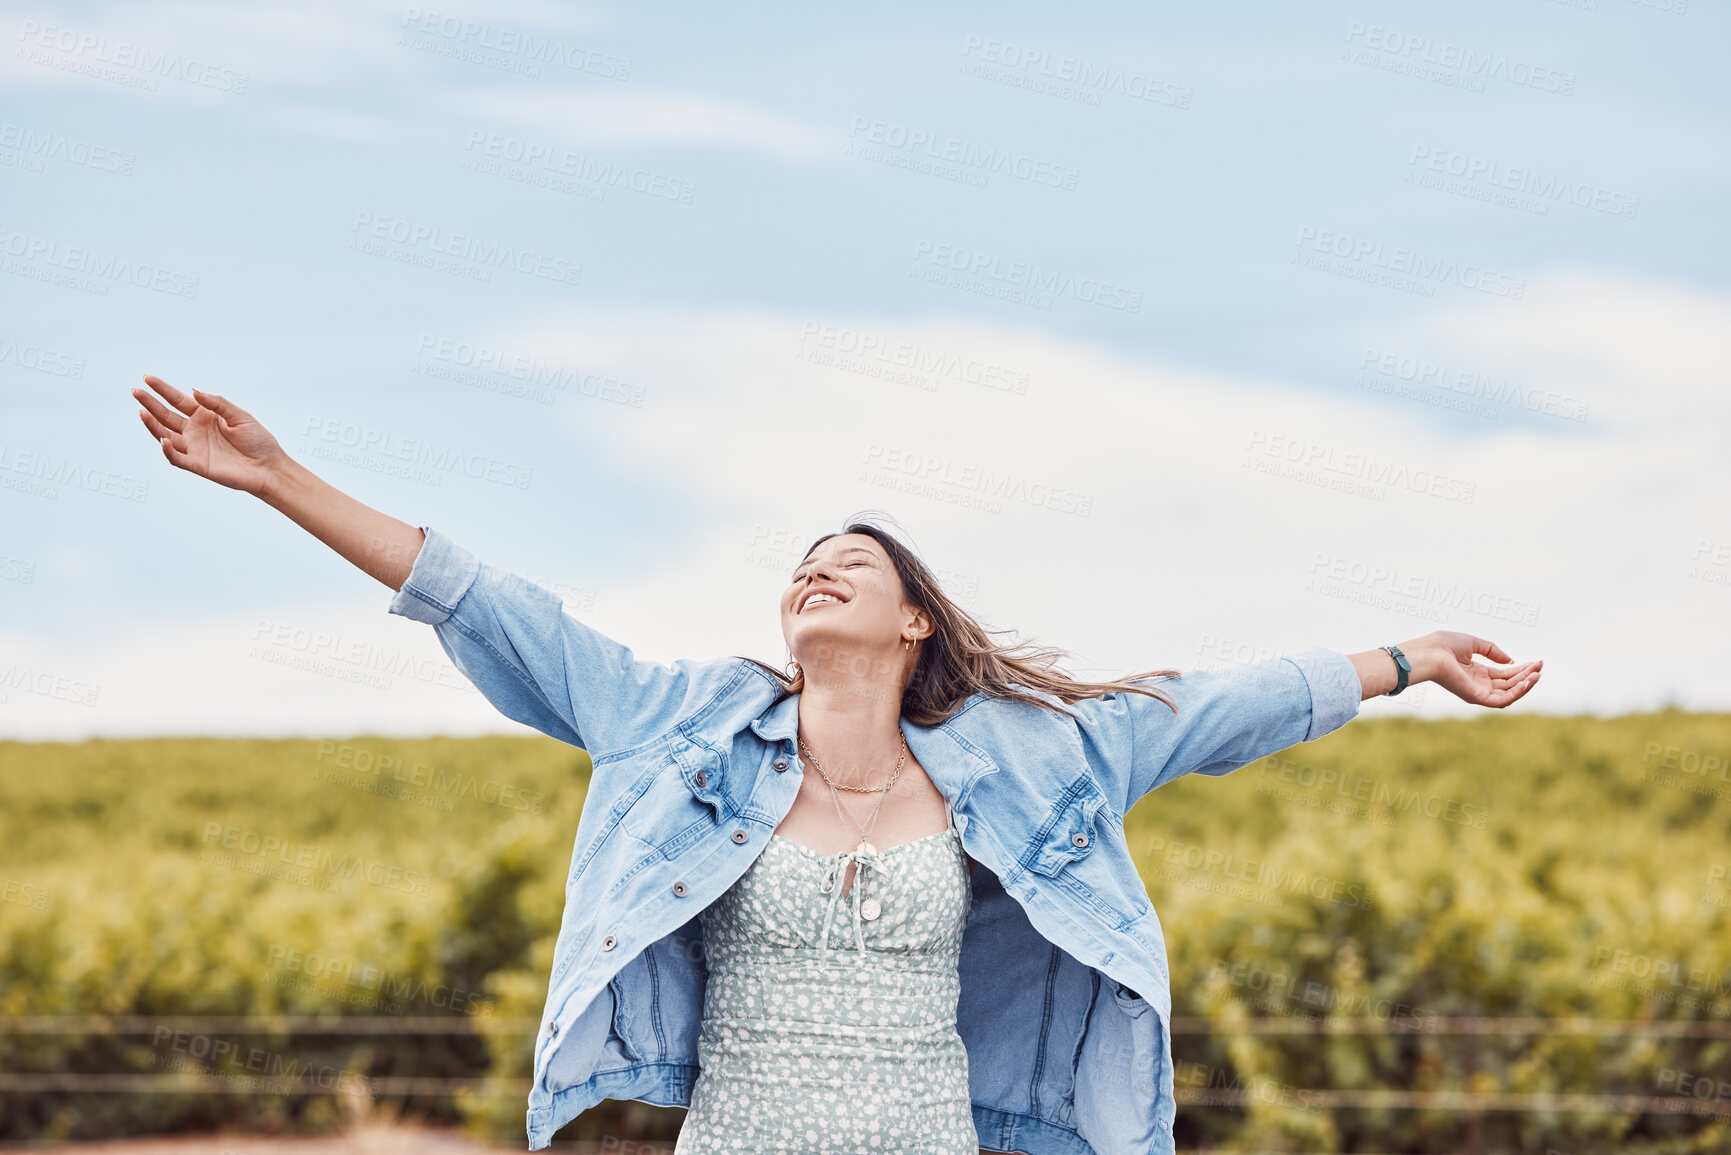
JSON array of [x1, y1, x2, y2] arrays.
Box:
[[798, 729, 908, 922]]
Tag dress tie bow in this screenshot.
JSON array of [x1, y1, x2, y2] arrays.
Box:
[[816, 846, 893, 958]]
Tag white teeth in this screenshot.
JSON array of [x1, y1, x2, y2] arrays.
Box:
[[803, 593, 840, 610]]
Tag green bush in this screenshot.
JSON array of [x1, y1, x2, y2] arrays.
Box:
[[3, 710, 1728, 1150]]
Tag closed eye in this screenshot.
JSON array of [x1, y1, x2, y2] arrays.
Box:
[[792, 561, 870, 581]]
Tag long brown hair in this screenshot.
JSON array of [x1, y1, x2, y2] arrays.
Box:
[[737, 511, 1182, 727]]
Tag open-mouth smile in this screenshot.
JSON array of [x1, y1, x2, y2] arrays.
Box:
[[798, 589, 848, 613]]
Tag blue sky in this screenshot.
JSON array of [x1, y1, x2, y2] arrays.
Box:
[[2, 0, 1726, 739]]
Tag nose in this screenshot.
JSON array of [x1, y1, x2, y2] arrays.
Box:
[[794, 560, 837, 606], [802, 558, 837, 585]]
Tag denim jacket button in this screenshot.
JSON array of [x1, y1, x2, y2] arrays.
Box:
[[547, 1021, 559, 1037], [731, 828, 749, 843], [1071, 831, 1089, 848], [673, 880, 689, 896], [601, 934, 617, 950], [772, 757, 789, 771], [694, 770, 707, 788]]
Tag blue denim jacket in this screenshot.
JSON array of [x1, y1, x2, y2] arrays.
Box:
[[386, 527, 1363, 1154]]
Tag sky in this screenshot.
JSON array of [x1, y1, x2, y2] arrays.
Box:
[[1, 0, 1726, 740]]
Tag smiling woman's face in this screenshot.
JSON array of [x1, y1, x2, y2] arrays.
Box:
[[781, 532, 921, 672]]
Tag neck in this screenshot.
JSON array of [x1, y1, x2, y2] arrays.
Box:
[[796, 672, 908, 788]]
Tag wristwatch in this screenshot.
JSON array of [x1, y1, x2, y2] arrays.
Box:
[[1381, 644, 1411, 696]]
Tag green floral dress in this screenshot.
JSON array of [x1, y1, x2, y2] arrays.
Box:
[[676, 814, 977, 1154]]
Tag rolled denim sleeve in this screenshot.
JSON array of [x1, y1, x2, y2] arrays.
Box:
[[1073, 647, 1362, 812], [387, 526, 701, 755], [387, 526, 481, 627]]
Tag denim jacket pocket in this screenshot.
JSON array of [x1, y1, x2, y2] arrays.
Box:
[[1112, 977, 1151, 1016], [617, 739, 724, 858], [671, 734, 729, 822], [606, 971, 643, 1064], [1020, 773, 1146, 931], [1022, 773, 1107, 877]]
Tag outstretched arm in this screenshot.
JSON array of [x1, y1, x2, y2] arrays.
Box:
[[133, 372, 718, 756], [132, 374, 424, 590], [1349, 631, 1542, 707], [1075, 632, 1542, 812]]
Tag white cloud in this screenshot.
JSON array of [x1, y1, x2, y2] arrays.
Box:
[[0, 0, 835, 161], [268, 104, 412, 144], [1420, 264, 1731, 434], [7, 268, 1725, 739], [0, 602, 538, 741], [478, 269, 1729, 718], [0, 0, 405, 95], [444, 88, 837, 160], [0, 0, 620, 93]]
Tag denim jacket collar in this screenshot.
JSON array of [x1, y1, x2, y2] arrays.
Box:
[[749, 682, 1004, 822], [747, 685, 799, 744]]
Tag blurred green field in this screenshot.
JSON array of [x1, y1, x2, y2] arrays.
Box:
[[2, 710, 1729, 1153]]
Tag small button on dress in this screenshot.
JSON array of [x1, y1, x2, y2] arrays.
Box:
[[675, 818, 976, 1154]]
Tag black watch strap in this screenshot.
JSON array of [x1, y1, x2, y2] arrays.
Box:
[[1382, 644, 1411, 696]]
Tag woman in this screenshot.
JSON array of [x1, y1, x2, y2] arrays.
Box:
[[131, 374, 1541, 1155]]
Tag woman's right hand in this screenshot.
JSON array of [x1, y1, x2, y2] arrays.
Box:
[[132, 374, 289, 497]]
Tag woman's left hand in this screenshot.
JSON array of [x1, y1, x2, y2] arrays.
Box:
[[1408, 631, 1542, 708]]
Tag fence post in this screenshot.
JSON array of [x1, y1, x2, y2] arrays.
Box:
[[1463, 1033, 1483, 1155]]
